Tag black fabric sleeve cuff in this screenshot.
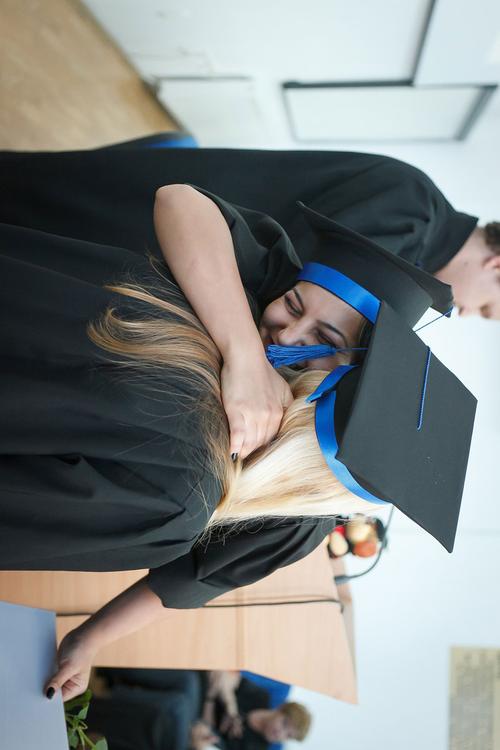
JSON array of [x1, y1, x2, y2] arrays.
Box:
[[146, 554, 229, 609]]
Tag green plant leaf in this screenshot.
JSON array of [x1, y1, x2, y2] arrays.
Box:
[[94, 739, 109, 750], [64, 688, 100, 749], [77, 726, 88, 749], [65, 689, 93, 712], [77, 706, 89, 720]]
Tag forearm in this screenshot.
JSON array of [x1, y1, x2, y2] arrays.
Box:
[[154, 184, 292, 459], [206, 671, 240, 717], [73, 577, 167, 653], [153, 184, 264, 360], [47, 577, 171, 701], [201, 698, 217, 727]]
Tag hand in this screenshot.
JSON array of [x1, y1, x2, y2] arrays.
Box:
[[190, 721, 219, 750], [44, 628, 96, 702], [221, 347, 293, 459], [219, 712, 244, 739]]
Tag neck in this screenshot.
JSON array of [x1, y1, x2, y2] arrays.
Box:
[[434, 227, 485, 286]]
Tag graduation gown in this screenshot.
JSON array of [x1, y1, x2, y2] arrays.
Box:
[[0, 189, 334, 608], [0, 147, 477, 273]]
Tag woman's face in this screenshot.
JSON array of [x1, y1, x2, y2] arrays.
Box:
[[263, 711, 298, 743], [259, 281, 366, 370]]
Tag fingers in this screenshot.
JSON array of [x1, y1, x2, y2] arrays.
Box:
[[228, 717, 244, 739], [227, 409, 246, 458], [60, 677, 88, 702], [220, 716, 235, 736], [228, 411, 269, 460], [44, 662, 76, 700], [223, 365, 294, 459], [232, 725, 243, 739], [227, 390, 288, 459], [219, 715, 231, 734], [45, 664, 90, 702]]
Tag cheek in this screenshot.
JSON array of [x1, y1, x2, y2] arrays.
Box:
[[460, 270, 486, 303], [306, 351, 352, 371], [260, 298, 288, 330], [318, 353, 341, 369], [274, 721, 286, 740]]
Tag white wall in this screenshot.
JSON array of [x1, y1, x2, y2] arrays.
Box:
[[84, 0, 500, 148], [84, 0, 430, 80], [289, 79, 500, 750], [291, 533, 500, 749], [84, 0, 433, 147]]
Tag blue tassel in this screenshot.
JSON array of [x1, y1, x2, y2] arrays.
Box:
[[266, 344, 340, 368]]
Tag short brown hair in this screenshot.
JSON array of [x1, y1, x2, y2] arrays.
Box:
[[279, 701, 312, 741], [484, 222, 500, 254]]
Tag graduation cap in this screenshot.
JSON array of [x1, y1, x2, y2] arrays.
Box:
[[296, 202, 453, 325], [266, 203, 454, 368], [306, 302, 477, 552], [264, 203, 476, 548]]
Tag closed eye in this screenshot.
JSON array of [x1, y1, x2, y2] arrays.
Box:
[[285, 295, 300, 316], [317, 331, 338, 347], [285, 297, 344, 349]]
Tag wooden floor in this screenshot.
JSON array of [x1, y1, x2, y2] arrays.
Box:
[[0, 0, 177, 150]]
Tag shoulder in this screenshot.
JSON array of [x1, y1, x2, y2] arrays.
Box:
[[364, 153, 442, 196]]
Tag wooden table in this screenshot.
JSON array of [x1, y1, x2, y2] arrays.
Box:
[[0, 542, 356, 701]]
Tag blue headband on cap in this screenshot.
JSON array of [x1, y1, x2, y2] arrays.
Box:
[[297, 262, 381, 324], [307, 365, 388, 505]]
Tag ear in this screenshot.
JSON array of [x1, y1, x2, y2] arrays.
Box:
[[484, 254, 500, 272]]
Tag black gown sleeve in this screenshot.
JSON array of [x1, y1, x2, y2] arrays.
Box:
[[0, 148, 477, 278], [291, 158, 477, 273], [185, 185, 302, 307], [146, 516, 336, 609]]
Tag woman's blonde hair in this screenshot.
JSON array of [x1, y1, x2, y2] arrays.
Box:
[[87, 259, 373, 527]]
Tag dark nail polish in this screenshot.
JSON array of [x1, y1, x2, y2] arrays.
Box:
[[231, 453, 238, 462], [46, 687, 55, 699]]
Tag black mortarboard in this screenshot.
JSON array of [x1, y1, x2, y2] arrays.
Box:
[[307, 303, 477, 552], [266, 203, 454, 369], [297, 202, 453, 325]]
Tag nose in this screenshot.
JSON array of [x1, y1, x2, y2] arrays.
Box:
[[276, 321, 308, 347], [458, 307, 474, 318]]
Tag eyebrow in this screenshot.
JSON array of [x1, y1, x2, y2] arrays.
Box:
[[293, 288, 350, 348]]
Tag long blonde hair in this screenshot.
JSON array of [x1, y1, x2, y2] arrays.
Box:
[[87, 260, 373, 527]]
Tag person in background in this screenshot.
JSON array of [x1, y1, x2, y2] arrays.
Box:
[[202, 670, 311, 750], [87, 667, 308, 750]]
